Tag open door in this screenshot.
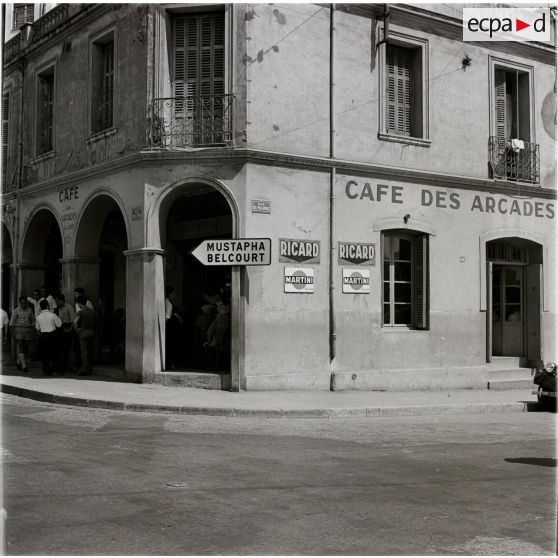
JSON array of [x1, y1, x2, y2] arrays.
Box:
[[525, 263, 542, 366]]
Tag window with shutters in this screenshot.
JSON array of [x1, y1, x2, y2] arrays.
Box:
[[36, 68, 55, 155], [13, 4, 34, 29], [91, 31, 116, 134], [488, 58, 537, 183], [2, 93, 10, 174], [170, 11, 228, 146], [493, 67, 531, 142], [382, 231, 429, 329], [378, 33, 429, 147]]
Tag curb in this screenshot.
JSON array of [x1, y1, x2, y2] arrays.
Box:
[[0, 383, 535, 418]]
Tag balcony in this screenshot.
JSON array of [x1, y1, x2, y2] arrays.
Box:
[[488, 136, 540, 185], [148, 95, 234, 150]]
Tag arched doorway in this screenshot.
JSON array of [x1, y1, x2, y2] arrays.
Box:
[[161, 185, 233, 374], [2, 222, 13, 312], [486, 237, 543, 364], [74, 195, 128, 365], [21, 208, 63, 298]]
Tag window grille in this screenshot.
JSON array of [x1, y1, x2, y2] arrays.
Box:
[[13, 4, 34, 29]]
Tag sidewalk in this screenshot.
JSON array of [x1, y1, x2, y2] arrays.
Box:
[[0, 359, 540, 418]]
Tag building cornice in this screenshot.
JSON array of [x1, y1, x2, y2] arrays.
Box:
[[5, 148, 557, 201], [332, 3, 556, 66]]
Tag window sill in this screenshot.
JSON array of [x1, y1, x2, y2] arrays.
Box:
[[381, 326, 429, 332], [378, 133, 431, 148], [85, 127, 117, 145], [31, 150, 55, 164], [492, 178, 540, 187]]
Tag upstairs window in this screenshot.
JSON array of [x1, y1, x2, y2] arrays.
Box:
[[379, 33, 429, 146], [173, 12, 225, 101], [91, 32, 115, 133], [36, 68, 55, 155], [494, 67, 531, 142], [13, 4, 34, 29], [382, 231, 429, 329], [167, 11, 229, 146], [2, 93, 9, 171]]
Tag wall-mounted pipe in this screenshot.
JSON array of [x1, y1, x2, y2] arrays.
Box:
[[329, 4, 336, 372]]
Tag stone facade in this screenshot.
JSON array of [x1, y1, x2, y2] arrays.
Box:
[[2, 4, 556, 391]]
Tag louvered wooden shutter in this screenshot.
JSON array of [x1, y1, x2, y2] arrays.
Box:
[[386, 45, 412, 136], [39, 75, 54, 153], [103, 42, 115, 129], [2, 93, 9, 170], [495, 69, 507, 141], [173, 13, 225, 99], [412, 234, 428, 329]]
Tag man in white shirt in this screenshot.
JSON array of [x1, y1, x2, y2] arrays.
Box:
[[27, 289, 41, 315], [35, 300, 61, 376], [73, 287, 94, 314], [38, 286, 56, 313]]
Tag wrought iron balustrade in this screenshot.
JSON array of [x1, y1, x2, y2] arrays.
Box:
[[488, 136, 540, 184], [148, 95, 234, 149]]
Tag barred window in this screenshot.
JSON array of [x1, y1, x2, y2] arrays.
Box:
[[382, 231, 429, 328], [13, 4, 34, 29]]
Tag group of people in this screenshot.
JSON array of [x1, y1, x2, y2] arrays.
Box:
[[165, 283, 231, 371], [6, 286, 96, 376]]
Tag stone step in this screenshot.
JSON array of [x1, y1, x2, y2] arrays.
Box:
[[486, 368, 534, 381], [487, 379, 534, 390], [487, 357, 523, 370], [144, 371, 231, 390]]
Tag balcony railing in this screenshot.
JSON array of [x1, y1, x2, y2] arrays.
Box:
[[148, 95, 234, 149], [488, 136, 540, 184]]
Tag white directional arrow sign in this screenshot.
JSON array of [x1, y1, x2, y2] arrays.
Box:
[[190, 238, 272, 266]]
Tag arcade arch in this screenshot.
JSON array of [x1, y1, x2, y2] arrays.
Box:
[[2, 222, 13, 312], [74, 193, 129, 364], [158, 182, 235, 375], [20, 207, 63, 298]]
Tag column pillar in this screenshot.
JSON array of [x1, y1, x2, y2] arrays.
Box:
[[124, 248, 166, 378], [15, 264, 45, 297]]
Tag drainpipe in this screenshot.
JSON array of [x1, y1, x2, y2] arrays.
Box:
[[329, 4, 336, 377]]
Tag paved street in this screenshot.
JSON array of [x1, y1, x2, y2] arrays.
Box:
[[2, 393, 556, 555]]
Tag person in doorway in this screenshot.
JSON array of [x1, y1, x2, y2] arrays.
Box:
[[73, 287, 94, 314], [195, 303, 216, 367], [35, 299, 62, 376], [74, 294, 96, 376], [165, 286, 182, 370], [9, 296, 35, 372], [55, 294, 76, 372], [1, 307, 9, 347]]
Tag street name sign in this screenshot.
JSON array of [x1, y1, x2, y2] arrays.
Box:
[[191, 238, 271, 266]]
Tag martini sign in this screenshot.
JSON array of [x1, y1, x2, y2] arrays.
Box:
[[191, 238, 271, 266]]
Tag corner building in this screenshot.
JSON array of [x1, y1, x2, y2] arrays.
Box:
[[2, 4, 556, 391]]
